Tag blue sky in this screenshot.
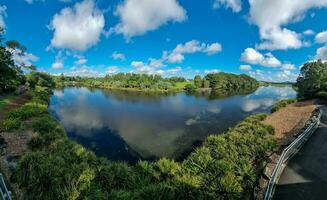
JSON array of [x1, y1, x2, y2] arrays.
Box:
[[1, 0, 327, 81]]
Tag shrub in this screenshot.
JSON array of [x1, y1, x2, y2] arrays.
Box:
[[1, 118, 22, 131], [271, 98, 297, 113]]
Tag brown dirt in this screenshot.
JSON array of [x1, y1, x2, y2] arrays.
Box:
[[263, 100, 316, 146], [0, 94, 31, 121], [0, 94, 32, 200]]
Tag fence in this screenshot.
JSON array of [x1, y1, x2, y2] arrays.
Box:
[[264, 109, 322, 200], [0, 173, 12, 200]]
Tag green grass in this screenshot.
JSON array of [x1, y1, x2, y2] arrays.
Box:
[[172, 82, 192, 90], [0, 95, 16, 110], [271, 98, 297, 113]]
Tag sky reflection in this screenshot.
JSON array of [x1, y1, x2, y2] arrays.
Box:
[[49, 86, 296, 162]]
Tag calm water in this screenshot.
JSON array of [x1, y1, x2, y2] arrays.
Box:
[[49, 86, 296, 163]]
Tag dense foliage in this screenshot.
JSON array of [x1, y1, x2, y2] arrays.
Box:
[[203, 73, 259, 91], [54, 73, 187, 92], [296, 60, 327, 99], [0, 28, 25, 93], [271, 99, 297, 113]]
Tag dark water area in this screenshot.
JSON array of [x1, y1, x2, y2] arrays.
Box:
[[49, 86, 296, 163]]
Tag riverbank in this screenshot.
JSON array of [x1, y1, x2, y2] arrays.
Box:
[[0, 82, 278, 199], [264, 100, 316, 146], [255, 100, 317, 199]]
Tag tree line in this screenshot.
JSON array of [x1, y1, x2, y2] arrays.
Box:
[[53, 73, 187, 91]]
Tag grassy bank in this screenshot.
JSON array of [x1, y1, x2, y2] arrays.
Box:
[[1, 76, 277, 199]]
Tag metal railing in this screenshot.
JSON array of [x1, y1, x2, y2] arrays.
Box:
[[264, 109, 322, 200], [0, 173, 12, 200]]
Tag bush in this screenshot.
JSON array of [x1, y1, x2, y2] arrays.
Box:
[[1, 118, 22, 131], [271, 98, 297, 113], [185, 84, 197, 92]]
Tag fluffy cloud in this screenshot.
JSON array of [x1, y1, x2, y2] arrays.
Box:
[[106, 66, 120, 75], [281, 63, 296, 71], [315, 31, 327, 43], [74, 57, 87, 65], [166, 66, 182, 74], [213, 0, 242, 12], [249, 69, 298, 82], [239, 65, 252, 71], [316, 46, 327, 60], [303, 29, 315, 35], [249, 0, 327, 50], [50, 0, 105, 51], [241, 48, 281, 67], [112, 0, 187, 38], [0, 5, 7, 29], [52, 62, 64, 69], [204, 43, 223, 55], [165, 40, 222, 63], [51, 51, 65, 69], [112, 52, 126, 61], [12, 50, 39, 67], [63, 66, 102, 77], [204, 69, 220, 74]]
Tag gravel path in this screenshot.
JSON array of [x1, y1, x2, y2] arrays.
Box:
[[274, 104, 327, 200]]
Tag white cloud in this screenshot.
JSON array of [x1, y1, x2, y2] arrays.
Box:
[[64, 66, 102, 77], [74, 58, 87, 65], [249, 0, 327, 50], [303, 29, 315, 35], [12, 50, 39, 67], [316, 46, 327, 60], [167, 66, 182, 74], [205, 69, 220, 74], [112, 52, 126, 61], [51, 51, 65, 69], [204, 43, 222, 55], [241, 48, 281, 67], [249, 69, 298, 82], [281, 63, 296, 71], [315, 30, 327, 43], [0, 5, 7, 29], [112, 0, 187, 38], [165, 51, 184, 63], [239, 64, 252, 71], [213, 0, 242, 12], [149, 58, 165, 68], [52, 62, 64, 69], [50, 0, 105, 51], [106, 66, 120, 75], [165, 40, 222, 63]]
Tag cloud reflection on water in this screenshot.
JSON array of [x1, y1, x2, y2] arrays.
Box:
[[49, 86, 296, 162]]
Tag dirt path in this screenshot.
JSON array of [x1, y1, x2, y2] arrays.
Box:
[[274, 105, 327, 200], [0, 93, 32, 200], [0, 94, 31, 121], [264, 100, 316, 147]]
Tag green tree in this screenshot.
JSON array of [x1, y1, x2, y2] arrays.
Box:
[[194, 75, 202, 88], [202, 79, 210, 88], [296, 60, 327, 99]]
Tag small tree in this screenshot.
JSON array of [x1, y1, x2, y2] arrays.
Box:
[[194, 75, 202, 88], [202, 79, 210, 88]]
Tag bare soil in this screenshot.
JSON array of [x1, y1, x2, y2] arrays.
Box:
[[264, 100, 316, 146], [0, 94, 32, 200]]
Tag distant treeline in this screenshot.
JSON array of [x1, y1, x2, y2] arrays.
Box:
[[186, 73, 259, 92], [54, 72, 259, 94], [53, 73, 187, 91]]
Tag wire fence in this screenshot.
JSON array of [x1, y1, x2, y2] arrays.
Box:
[[0, 173, 12, 200], [264, 109, 322, 200]]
